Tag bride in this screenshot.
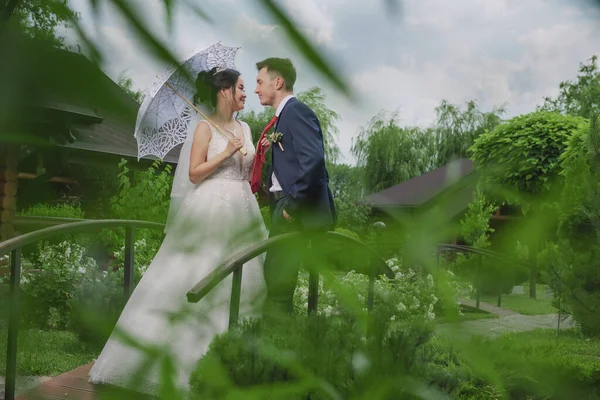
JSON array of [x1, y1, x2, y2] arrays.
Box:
[[88, 67, 267, 395]]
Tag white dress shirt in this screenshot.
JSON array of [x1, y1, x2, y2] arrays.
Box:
[[270, 94, 295, 192]]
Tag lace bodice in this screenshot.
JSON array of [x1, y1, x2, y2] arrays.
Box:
[[204, 120, 255, 181]]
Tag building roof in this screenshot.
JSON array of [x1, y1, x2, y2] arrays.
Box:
[[1, 29, 181, 165], [363, 159, 475, 208]]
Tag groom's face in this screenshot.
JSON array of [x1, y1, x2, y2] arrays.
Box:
[[255, 67, 277, 107]]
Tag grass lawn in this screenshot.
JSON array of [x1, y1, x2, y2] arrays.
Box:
[[483, 284, 557, 315], [0, 326, 101, 376], [428, 328, 600, 398]]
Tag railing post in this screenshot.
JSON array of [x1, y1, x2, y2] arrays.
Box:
[[306, 237, 319, 314], [228, 264, 243, 328], [5, 248, 22, 400], [367, 263, 375, 311], [307, 269, 319, 314], [476, 254, 482, 310], [123, 227, 135, 299]]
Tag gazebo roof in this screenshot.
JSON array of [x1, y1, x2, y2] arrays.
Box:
[[363, 159, 475, 209], [1, 30, 181, 166]]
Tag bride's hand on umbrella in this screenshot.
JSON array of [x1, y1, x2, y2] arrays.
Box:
[[225, 138, 243, 156]]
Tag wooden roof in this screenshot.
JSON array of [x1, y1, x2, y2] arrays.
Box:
[[1, 28, 181, 165], [363, 159, 475, 209]]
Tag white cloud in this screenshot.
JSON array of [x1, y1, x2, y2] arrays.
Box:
[[282, 0, 335, 45], [65, 0, 600, 164]]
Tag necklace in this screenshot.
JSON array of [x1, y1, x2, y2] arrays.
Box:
[[213, 115, 238, 137]]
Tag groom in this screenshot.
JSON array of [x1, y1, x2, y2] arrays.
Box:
[[254, 57, 336, 314]]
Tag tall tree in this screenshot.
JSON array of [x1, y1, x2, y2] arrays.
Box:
[[240, 86, 341, 170], [11, 0, 77, 48], [539, 55, 600, 119], [327, 163, 364, 200], [470, 110, 586, 298], [351, 111, 436, 193], [434, 100, 506, 167], [296, 87, 341, 163], [238, 87, 339, 193]]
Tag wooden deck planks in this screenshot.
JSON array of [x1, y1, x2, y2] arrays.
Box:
[[15, 362, 155, 400]]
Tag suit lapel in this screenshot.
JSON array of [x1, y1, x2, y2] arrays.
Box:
[[275, 97, 297, 131]]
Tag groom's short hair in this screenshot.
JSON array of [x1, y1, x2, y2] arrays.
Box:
[[256, 58, 296, 92]]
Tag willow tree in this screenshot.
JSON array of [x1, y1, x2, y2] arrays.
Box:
[[434, 99, 506, 167], [351, 111, 436, 193], [241, 86, 341, 162]]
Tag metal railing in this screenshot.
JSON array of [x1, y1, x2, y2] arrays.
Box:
[[0, 219, 164, 400], [186, 231, 394, 327], [437, 243, 532, 309]]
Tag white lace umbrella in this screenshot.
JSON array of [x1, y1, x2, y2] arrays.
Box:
[[134, 42, 245, 160]]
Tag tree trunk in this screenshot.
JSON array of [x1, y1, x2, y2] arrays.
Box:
[[529, 265, 537, 299]]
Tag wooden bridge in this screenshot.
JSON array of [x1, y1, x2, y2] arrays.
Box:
[[0, 217, 528, 399]]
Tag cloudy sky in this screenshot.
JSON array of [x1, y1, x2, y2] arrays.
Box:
[[67, 0, 600, 163]]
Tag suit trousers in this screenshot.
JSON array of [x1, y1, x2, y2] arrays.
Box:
[[263, 196, 304, 315]]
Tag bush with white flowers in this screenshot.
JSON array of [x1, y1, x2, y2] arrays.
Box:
[[21, 241, 99, 329], [69, 238, 158, 344], [19, 239, 157, 334], [294, 257, 463, 322]]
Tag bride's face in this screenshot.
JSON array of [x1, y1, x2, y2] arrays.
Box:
[[224, 76, 246, 112]]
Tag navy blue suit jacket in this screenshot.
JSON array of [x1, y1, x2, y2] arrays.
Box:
[[268, 97, 336, 231]]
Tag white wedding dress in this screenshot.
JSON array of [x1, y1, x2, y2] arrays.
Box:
[[88, 119, 267, 395]]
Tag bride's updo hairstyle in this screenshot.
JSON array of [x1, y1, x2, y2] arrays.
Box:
[[194, 67, 241, 109]]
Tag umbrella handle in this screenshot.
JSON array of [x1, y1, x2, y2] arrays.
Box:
[[165, 83, 247, 156]]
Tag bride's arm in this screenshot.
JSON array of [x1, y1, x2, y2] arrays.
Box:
[[188, 122, 236, 184]]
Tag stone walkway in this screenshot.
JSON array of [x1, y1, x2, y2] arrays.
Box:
[[437, 299, 575, 339], [459, 297, 519, 317]]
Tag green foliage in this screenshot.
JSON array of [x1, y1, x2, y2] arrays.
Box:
[[296, 87, 341, 163], [457, 190, 527, 296], [293, 258, 462, 321], [327, 163, 364, 201], [20, 241, 98, 330], [333, 196, 371, 236], [470, 111, 586, 197], [351, 111, 436, 193], [547, 115, 600, 335], [190, 313, 434, 399], [259, 205, 271, 229], [459, 189, 496, 249], [100, 159, 171, 252], [0, 327, 100, 377], [13, 0, 77, 48], [421, 329, 600, 399], [434, 99, 505, 167], [540, 55, 600, 119], [117, 74, 145, 104], [327, 163, 372, 235], [70, 239, 157, 345], [557, 118, 595, 247], [18, 201, 85, 219]]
